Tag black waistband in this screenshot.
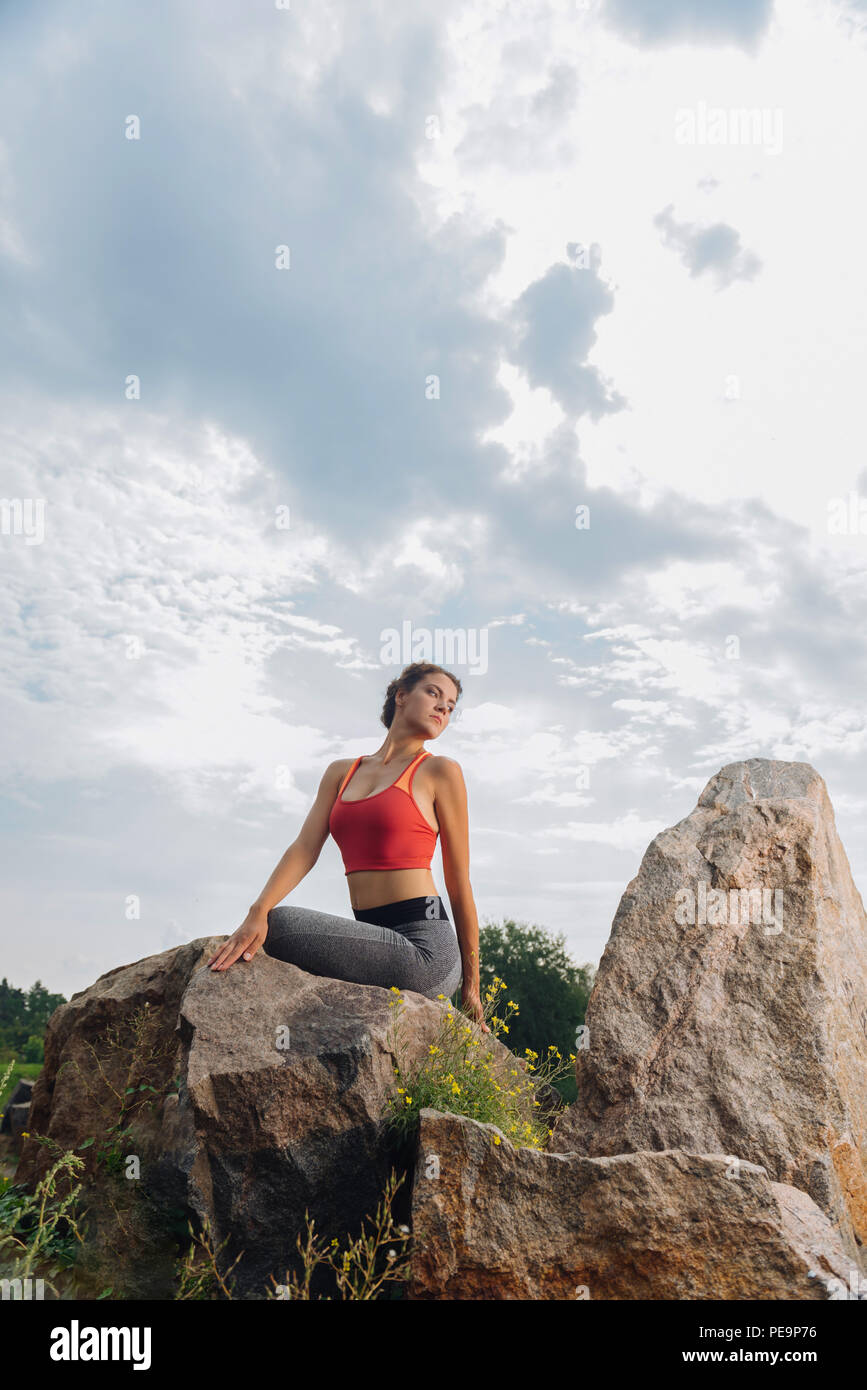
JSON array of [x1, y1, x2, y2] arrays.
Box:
[[353, 895, 450, 929]]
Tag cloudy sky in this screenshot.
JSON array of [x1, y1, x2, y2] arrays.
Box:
[[3, 0, 867, 999]]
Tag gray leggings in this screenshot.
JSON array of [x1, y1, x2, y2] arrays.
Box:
[[263, 894, 463, 1001]]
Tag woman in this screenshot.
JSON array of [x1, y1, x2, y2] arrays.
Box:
[[207, 662, 489, 1032]]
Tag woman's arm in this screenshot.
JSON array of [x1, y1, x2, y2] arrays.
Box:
[[207, 760, 346, 972], [434, 758, 489, 1033]]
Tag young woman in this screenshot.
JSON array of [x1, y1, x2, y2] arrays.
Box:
[[207, 662, 489, 1032]]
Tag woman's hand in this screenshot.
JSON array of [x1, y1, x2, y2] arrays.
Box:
[[207, 909, 269, 972], [461, 983, 490, 1034]]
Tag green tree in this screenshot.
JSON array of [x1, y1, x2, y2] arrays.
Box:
[[23, 1034, 45, 1063], [0, 977, 66, 1056], [477, 919, 595, 1104], [25, 981, 65, 1034]]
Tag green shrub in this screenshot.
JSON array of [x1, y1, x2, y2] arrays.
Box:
[[0, 1060, 88, 1297], [383, 977, 575, 1150]]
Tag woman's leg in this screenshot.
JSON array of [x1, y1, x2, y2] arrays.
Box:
[[263, 902, 462, 1000]]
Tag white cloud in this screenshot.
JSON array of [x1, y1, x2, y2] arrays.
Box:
[[3, 0, 867, 997], [543, 812, 669, 852], [1, 409, 356, 805]]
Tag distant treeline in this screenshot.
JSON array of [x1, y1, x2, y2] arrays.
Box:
[[0, 978, 67, 1062]]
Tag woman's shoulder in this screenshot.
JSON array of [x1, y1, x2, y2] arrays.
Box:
[[422, 753, 465, 784], [326, 754, 360, 772], [322, 755, 360, 789]]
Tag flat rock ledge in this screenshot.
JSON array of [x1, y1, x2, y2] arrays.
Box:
[[407, 1109, 857, 1300]]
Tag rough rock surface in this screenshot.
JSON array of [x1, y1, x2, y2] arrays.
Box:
[[17, 941, 204, 1191], [551, 758, 867, 1272], [167, 946, 483, 1297], [408, 1109, 857, 1300], [16, 937, 524, 1298]]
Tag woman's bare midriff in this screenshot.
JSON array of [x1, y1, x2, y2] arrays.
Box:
[[346, 867, 440, 912]]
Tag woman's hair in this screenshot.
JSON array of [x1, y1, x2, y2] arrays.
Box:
[[380, 662, 463, 729]]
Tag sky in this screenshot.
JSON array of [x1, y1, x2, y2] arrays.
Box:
[[3, 0, 867, 1000]]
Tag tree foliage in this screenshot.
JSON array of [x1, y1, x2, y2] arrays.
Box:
[[0, 978, 66, 1056], [476, 919, 595, 1104]]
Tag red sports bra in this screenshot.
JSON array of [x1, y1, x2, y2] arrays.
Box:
[[328, 749, 438, 874]]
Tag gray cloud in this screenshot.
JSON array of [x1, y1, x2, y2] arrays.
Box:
[[653, 203, 762, 287], [456, 61, 581, 171], [602, 0, 774, 49], [505, 244, 628, 419]]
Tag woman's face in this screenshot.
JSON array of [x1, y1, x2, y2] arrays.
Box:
[[400, 673, 459, 737]]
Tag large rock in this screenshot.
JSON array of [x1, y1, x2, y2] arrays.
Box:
[[551, 758, 867, 1272], [408, 1109, 858, 1299], [16, 938, 524, 1298], [17, 939, 209, 1192], [167, 949, 476, 1297]]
